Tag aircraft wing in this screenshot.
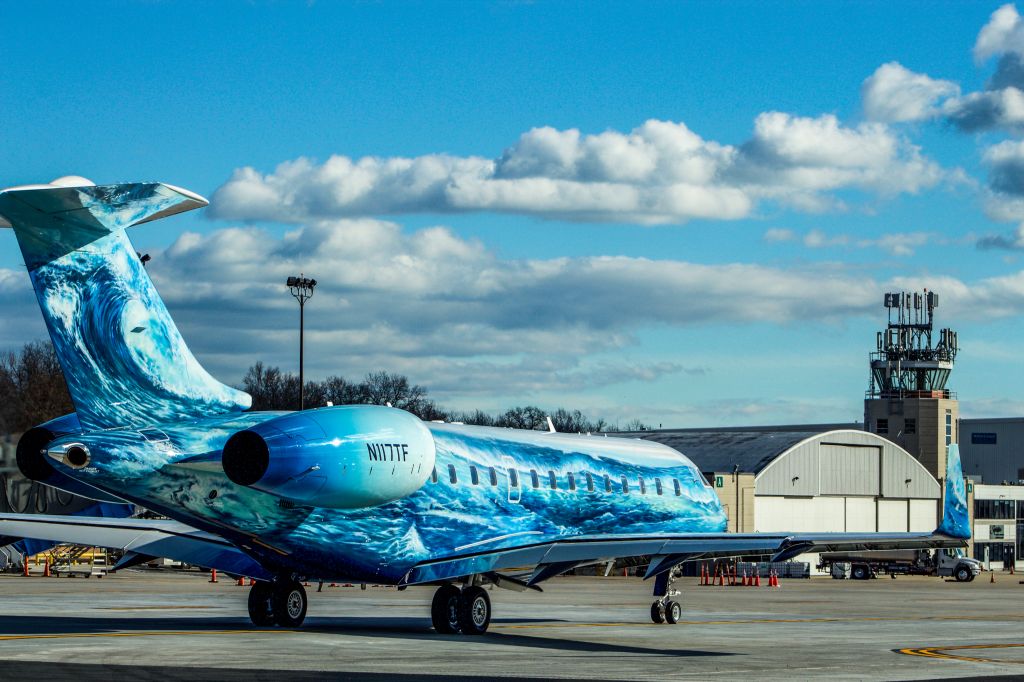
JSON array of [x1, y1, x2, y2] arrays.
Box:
[[401, 530, 966, 586], [0, 513, 271, 579]]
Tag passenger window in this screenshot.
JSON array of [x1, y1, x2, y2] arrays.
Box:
[[548, 470, 557, 490], [655, 478, 663, 495], [639, 476, 646, 495], [470, 465, 480, 485], [673, 478, 681, 496], [621, 476, 630, 494], [604, 474, 612, 493], [509, 469, 519, 488], [431, 467, 438, 484], [489, 467, 498, 486], [585, 472, 594, 492], [448, 464, 458, 484], [530, 469, 540, 489], [568, 472, 576, 491]]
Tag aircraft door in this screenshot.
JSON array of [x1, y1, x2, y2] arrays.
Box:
[[501, 455, 521, 504]]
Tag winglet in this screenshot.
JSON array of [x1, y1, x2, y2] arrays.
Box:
[[935, 444, 970, 539]]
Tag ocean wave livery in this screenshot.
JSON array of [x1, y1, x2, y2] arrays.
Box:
[[0, 180, 250, 431]]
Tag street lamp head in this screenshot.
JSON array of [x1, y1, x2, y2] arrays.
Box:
[[287, 276, 299, 287]]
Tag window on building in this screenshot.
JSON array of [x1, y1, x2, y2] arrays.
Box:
[[673, 479, 682, 496], [585, 472, 594, 492], [876, 418, 889, 435], [975, 499, 1016, 520], [639, 476, 646, 495], [974, 543, 1014, 562], [448, 464, 458, 485], [568, 472, 576, 491], [1018, 500, 1024, 518], [470, 465, 480, 485], [904, 418, 916, 435], [530, 469, 540, 489], [621, 476, 630, 494], [430, 467, 438, 484], [489, 467, 498, 486], [655, 478, 663, 495], [945, 410, 952, 447], [548, 470, 557, 490]]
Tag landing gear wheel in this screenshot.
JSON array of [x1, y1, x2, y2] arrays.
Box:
[[431, 584, 462, 634], [272, 580, 308, 627], [851, 564, 869, 580], [664, 600, 682, 624], [650, 602, 665, 624], [247, 582, 274, 626], [458, 585, 491, 635], [955, 566, 972, 582]]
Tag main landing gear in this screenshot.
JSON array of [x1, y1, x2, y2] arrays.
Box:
[[431, 584, 492, 635], [650, 566, 682, 625], [248, 578, 308, 627]]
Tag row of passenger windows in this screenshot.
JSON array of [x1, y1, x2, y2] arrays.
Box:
[[430, 464, 685, 496]]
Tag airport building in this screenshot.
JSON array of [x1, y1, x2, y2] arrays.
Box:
[[630, 426, 949, 569]]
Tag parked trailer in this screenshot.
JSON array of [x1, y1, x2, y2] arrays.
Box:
[[818, 549, 981, 582]]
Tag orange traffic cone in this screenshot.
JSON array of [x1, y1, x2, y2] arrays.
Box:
[[209, 568, 218, 583], [236, 576, 245, 586], [43, 559, 51, 578], [754, 571, 761, 587], [716, 567, 723, 586], [22, 556, 29, 577], [990, 570, 995, 583], [248, 578, 255, 586]]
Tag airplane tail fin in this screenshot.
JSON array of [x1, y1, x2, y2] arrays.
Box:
[[0, 178, 251, 431], [935, 444, 970, 539]]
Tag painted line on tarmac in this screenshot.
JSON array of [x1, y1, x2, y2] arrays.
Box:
[[96, 602, 228, 606], [897, 643, 1024, 664], [492, 614, 1024, 630], [0, 630, 296, 642]]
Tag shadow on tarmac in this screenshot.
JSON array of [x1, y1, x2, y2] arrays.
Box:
[[0, 614, 732, 661]]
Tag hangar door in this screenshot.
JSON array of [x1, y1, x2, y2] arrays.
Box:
[[818, 443, 881, 496]]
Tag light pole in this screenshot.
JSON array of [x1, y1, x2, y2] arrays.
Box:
[[287, 274, 317, 410]]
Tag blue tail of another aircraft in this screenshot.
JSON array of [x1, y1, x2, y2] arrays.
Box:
[[0, 178, 251, 432], [936, 444, 970, 540]]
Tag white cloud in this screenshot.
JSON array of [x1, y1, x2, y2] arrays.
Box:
[[975, 3, 1024, 62], [211, 115, 948, 225], [122, 220, 1024, 403], [862, 62, 959, 122], [763, 228, 796, 242], [804, 229, 849, 249]]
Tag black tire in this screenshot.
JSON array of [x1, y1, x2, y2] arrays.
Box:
[[272, 580, 308, 627], [247, 582, 275, 626], [431, 584, 462, 634], [851, 564, 869, 580], [664, 600, 682, 624], [954, 565, 971, 582], [458, 585, 491, 635], [650, 602, 665, 624]]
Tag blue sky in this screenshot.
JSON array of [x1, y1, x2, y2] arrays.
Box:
[[3, 1, 1024, 426]]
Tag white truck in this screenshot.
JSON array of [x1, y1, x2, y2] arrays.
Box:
[[818, 548, 981, 582]]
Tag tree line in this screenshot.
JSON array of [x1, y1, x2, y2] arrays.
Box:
[[0, 342, 648, 434]]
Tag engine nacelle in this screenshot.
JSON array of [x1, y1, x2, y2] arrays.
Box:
[[221, 405, 435, 509]]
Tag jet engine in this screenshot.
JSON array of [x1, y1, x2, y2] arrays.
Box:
[[221, 405, 436, 509]]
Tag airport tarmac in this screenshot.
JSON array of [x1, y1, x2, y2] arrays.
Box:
[[0, 570, 1022, 680]]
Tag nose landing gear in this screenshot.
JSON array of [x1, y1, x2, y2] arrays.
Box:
[[650, 565, 683, 625], [247, 578, 308, 627]]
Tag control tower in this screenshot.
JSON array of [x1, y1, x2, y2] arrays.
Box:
[[864, 290, 959, 480]]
